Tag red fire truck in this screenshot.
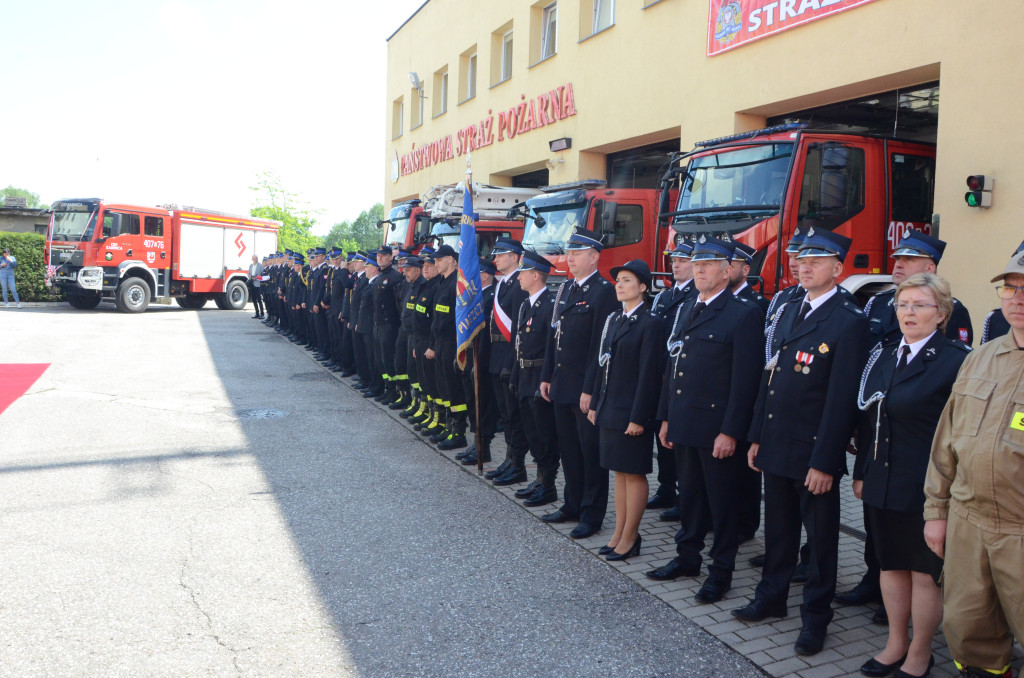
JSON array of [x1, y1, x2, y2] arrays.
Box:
[[46, 198, 280, 313], [659, 123, 936, 300], [519, 180, 677, 286], [380, 182, 540, 258]]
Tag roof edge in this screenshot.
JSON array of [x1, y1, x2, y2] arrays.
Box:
[[386, 0, 431, 42]]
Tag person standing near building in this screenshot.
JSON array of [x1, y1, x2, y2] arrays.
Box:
[[852, 273, 967, 678], [248, 254, 265, 319], [734, 228, 869, 658], [485, 238, 531, 486], [587, 259, 665, 561], [539, 228, 619, 539], [412, 250, 443, 435], [1, 247, 22, 309], [923, 253, 1024, 678], [645, 238, 763, 602], [371, 246, 405, 405], [428, 245, 468, 450], [458, 258, 498, 466], [647, 240, 696, 519], [357, 253, 383, 398], [397, 255, 425, 416], [509, 250, 561, 507]]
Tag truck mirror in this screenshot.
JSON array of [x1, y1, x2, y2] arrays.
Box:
[[599, 201, 617, 235], [603, 233, 617, 248], [109, 213, 123, 237], [533, 215, 546, 228]]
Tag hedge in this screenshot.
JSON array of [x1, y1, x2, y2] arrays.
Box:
[[0, 232, 62, 302]]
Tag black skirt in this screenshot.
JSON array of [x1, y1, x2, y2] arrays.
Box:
[[866, 504, 943, 585], [599, 425, 654, 475]]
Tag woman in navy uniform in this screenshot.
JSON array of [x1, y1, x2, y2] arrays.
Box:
[[586, 260, 665, 561], [735, 228, 870, 658], [645, 238, 764, 603], [853, 273, 968, 678]]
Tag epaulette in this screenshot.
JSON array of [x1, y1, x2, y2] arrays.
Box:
[[953, 298, 962, 306], [841, 300, 865, 316], [600, 278, 611, 285], [736, 295, 749, 303], [946, 337, 972, 353]]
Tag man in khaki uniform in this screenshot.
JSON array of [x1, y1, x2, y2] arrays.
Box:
[[924, 249, 1024, 678]]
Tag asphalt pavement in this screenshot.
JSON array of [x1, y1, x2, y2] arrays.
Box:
[[0, 301, 763, 677]]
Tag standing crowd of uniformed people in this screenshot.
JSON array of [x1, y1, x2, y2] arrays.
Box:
[[250, 226, 1023, 678]]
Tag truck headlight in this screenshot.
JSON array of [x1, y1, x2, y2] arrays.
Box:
[[77, 267, 103, 290]]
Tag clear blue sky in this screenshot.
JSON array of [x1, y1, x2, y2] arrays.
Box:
[[1, 0, 426, 233]]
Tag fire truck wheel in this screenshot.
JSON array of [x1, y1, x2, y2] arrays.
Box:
[[216, 279, 248, 311], [116, 277, 151, 313], [67, 292, 102, 310], [176, 295, 208, 309]]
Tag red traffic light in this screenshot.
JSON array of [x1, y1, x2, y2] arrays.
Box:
[[966, 175, 993, 191]]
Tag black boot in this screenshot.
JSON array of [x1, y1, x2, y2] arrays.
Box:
[[438, 412, 467, 450]]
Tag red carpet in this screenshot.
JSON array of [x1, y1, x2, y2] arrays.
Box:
[[0, 364, 50, 416]]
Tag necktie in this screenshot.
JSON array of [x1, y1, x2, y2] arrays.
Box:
[[689, 300, 706, 324], [894, 345, 910, 377], [796, 301, 812, 324]]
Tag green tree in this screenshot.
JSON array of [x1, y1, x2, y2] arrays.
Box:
[[1, 185, 48, 209], [249, 171, 321, 254], [321, 203, 388, 253]]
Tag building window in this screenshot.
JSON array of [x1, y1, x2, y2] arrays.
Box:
[[392, 97, 403, 139], [541, 3, 557, 59], [459, 46, 478, 103], [502, 31, 514, 81], [593, 0, 615, 34], [144, 216, 164, 236], [432, 67, 448, 118]]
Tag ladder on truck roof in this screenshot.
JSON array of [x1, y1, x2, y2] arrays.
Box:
[[424, 182, 542, 221]]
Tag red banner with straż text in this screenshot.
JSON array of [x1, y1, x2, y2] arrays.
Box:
[[707, 0, 881, 56]]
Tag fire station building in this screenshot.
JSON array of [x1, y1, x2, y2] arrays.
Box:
[[384, 0, 1024, 319]]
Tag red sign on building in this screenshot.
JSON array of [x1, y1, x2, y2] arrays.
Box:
[[707, 0, 880, 56]]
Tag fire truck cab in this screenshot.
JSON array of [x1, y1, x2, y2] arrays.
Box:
[[659, 123, 936, 302]]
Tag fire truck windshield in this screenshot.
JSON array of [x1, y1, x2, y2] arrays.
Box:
[[383, 217, 411, 247], [50, 205, 98, 242], [673, 143, 792, 233], [522, 203, 588, 255]]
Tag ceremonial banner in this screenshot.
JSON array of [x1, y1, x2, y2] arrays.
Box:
[[455, 183, 484, 370], [708, 0, 881, 56]]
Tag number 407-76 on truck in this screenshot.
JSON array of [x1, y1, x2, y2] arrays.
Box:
[[46, 198, 280, 313]]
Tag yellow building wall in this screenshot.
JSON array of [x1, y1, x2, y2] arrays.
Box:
[[386, 0, 1024, 325]]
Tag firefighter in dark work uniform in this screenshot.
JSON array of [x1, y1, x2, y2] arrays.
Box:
[[648, 240, 697, 519], [539, 228, 619, 539], [427, 244, 468, 450], [371, 245, 405, 405], [393, 254, 424, 413], [411, 248, 443, 434]]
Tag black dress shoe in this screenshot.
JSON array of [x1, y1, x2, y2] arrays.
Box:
[[460, 449, 490, 464], [485, 459, 512, 480], [455, 444, 476, 461], [860, 653, 907, 677], [540, 509, 577, 524], [695, 577, 731, 604], [659, 506, 680, 521], [522, 486, 557, 507], [794, 626, 826, 656], [605, 535, 641, 561], [514, 480, 541, 498], [569, 523, 598, 539], [598, 545, 615, 556], [331, 365, 345, 372], [893, 654, 932, 678], [363, 389, 383, 399], [731, 598, 788, 622], [645, 558, 700, 581], [646, 493, 676, 510], [872, 605, 889, 625], [749, 553, 766, 567], [835, 580, 883, 606], [492, 467, 527, 486]]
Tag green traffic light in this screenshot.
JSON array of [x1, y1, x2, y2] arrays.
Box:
[[966, 191, 981, 207]]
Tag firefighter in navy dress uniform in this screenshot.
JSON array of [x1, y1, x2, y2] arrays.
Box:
[[765, 228, 808, 330], [734, 228, 870, 659], [539, 228, 620, 539], [485, 238, 531, 486], [587, 259, 665, 561], [864, 231, 973, 346], [647, 240, 697, 519], [509, 250, 561, 507], [644, 238, 764, 605]]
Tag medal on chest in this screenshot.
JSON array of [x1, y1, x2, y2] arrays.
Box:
[[795, 351, 814, 374]]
